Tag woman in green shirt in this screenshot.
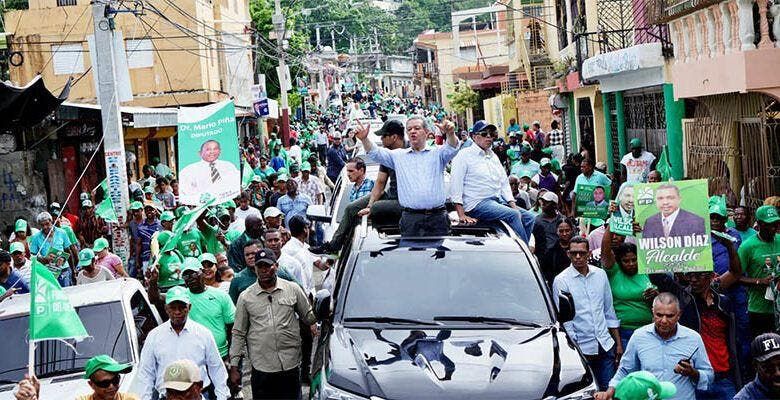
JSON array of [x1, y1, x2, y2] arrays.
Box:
[[601, 225, 656, 348]]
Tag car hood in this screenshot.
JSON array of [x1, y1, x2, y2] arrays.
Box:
[[324, 325, 592, 400], [0, 370, 139, 400]]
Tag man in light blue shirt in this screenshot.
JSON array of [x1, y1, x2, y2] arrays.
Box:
[[553, 237, 621, 390], [29, 211, 75, 287], [571, 158, 612, 214], [356, 116, 459, 236], [451, 120, 535, 242], [596, 292, 714, 400], [276, 179, 313, 229]]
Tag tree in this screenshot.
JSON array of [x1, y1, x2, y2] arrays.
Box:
[[446, 80, 479, 115]]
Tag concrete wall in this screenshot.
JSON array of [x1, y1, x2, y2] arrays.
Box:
[[0, 151, 48, 231]]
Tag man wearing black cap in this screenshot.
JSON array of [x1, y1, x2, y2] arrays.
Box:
[[450, 120, 535, 242], [229, 248, 316, 399], [312, 119, 405, 254], [355, 115, 459, 237], [734, 333, 780, 399]]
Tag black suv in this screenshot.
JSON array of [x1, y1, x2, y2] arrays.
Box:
[[309, 224, 597, 400]]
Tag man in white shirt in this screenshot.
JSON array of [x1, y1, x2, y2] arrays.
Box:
[[137, 286, 230, 400], [620, 138, 657, 183], [450, 121, 535, 243], [281, 215, 333, 296], [232, 192, 262, 232], [179, 140, 240, 205], [315, 129, 329, 165], [288, 138, 303, 166], [9, 242, 30, 286]]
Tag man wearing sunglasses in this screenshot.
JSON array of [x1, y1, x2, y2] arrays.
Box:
[[14, 355, 137, 400], [450, 120, 536, 243]]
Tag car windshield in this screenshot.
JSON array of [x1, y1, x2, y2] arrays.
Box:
[[342, 250, 551, 325], [0, 301, 132, 383]]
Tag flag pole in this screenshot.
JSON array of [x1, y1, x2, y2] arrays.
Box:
[[27, 340, 35, 378]]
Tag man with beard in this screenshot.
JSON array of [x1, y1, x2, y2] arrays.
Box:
[[229, 248, 316, 399], [137, 286, 229, 400]]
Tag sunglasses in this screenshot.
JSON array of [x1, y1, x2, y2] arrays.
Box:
[[92, 375, 120, 388], [568, 250, 589, 257], [478, 130, 498, 138]]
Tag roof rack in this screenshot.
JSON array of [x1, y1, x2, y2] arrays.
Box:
[[372, 222, 504, 238]]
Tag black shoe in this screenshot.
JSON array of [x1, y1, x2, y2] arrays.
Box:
[[309, 242, 332, 255]]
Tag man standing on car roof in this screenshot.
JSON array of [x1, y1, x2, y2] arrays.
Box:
[[355, 115, 459, 237], [450, 120, 535, 242], [311, 119, 405, 255]]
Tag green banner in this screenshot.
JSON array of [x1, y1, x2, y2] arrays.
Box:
[[29, 259, 88, 342], [610, 213, 634, 236], [177, 100, 241, 205], [161, 197, 217, 253], [635, 179, 713, 273], [576, 184, 611, 219]]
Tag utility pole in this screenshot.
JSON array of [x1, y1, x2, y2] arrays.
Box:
[[91, 1, 130, 263], [273, 0, 290, 146]]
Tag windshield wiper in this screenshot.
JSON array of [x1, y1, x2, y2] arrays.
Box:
[[433, 316, 543, 328], [344, 316, 440, 326]]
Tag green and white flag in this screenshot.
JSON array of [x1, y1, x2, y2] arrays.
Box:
[[29, 259, 88, 342], [241, 157, 256, 189], [161, 196, 217, 253]]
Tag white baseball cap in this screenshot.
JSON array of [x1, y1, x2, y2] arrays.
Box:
[[263, 207, 284, 218], [540, 191, 559, 204]]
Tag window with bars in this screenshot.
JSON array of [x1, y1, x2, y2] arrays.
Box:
[[57, 0, 78, 6]]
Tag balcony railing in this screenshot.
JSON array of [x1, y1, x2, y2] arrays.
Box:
[[415, 62, 438, 76], [662, 0, 780, 63], [501, 65, 556, 93]]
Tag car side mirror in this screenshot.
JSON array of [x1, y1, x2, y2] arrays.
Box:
[[314, 289, 332, 321], [307, 204, 331, 223], [557, 291, 575, 323]]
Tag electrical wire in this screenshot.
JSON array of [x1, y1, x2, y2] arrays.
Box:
[[40, 4, 92, 73]]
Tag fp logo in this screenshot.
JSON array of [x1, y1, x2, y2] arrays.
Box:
[[764, 338, 780, 351]]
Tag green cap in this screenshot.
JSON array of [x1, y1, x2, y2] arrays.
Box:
[[540, 158, 551, 167], [708, 195, 728, 217], [222, 200, 237, 209], [157, 231, 174, 248], [181, 257, 201, 274], [160, 211, 175, 222], [93, 237, 109, 253], [9, 241, 25, 254], [301, 162, 312, 172], [277, 174, 289, 182], [198, 253, 217, 265], [614, 371, 676, 400], [130, 201, 143, 211], [14, 219, 27, 232], [144, 186, 155, 194], [165, 286, 191, 305], [83, 354, 132, 379], [252, 175, 263, 183], [542, 147, 553, 155], [78, 248, 95, 267], [277, 167, 288, 175], [630, 138, 643, 148], [756, 205, 780, 224]]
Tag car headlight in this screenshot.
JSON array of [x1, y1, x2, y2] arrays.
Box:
[[544, 381, 598, 400], [315, 379, 374, 400]]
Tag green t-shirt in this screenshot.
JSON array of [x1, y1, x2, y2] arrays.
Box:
[[158, 251, 184, 288], [0, 286, 6, 296], [187, 287, 235, 357], [736, 227, 757, 242], [200, 223, 226, 255], [61, 225, 78, 248], [225, 229, 243, 243], [605, 263, 653, 330], [176, 228, 203, 258], [739, 234, 780, 314]]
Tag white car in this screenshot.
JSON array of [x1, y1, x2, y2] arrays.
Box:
[[0, 279, 162, 399]]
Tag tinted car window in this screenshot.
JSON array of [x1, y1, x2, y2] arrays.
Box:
[[0, 301, 132, 383], [343, 251, 551, 324]]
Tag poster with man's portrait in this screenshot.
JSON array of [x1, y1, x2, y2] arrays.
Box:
[[635, 179, 713, 273], [177, 100, 241, 205]]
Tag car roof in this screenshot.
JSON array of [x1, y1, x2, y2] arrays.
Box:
[[0, 278, 145, 318], [353, 224, 531, 253]]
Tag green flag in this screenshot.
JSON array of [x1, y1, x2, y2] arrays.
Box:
[[241, 158, 256, 189], [95, 197, 118, 223], [29, 259, 88, 342], [656, 145, 672, 181], [162, 197, 217, 253]]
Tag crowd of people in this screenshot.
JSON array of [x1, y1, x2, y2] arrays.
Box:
[[2, 86, 780, 400]]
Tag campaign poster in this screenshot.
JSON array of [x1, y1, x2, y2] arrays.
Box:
[[610, 213, 634, 236], [575, 184, 611, 219], [177, 100, 241, 205], [635, 179, 713, 273]]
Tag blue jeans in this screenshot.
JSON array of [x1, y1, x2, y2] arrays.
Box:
[[57, 267, 72, 287], [696, 375, 736, 399], [467, 198, 535, 242], [585, 345, 616, 391], [618, 327, 635, 350]]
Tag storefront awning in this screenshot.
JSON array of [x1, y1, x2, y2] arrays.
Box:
[[471, 74, 507, 90], [60, 102, 178, 128], [0, 75, 70, 129]]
